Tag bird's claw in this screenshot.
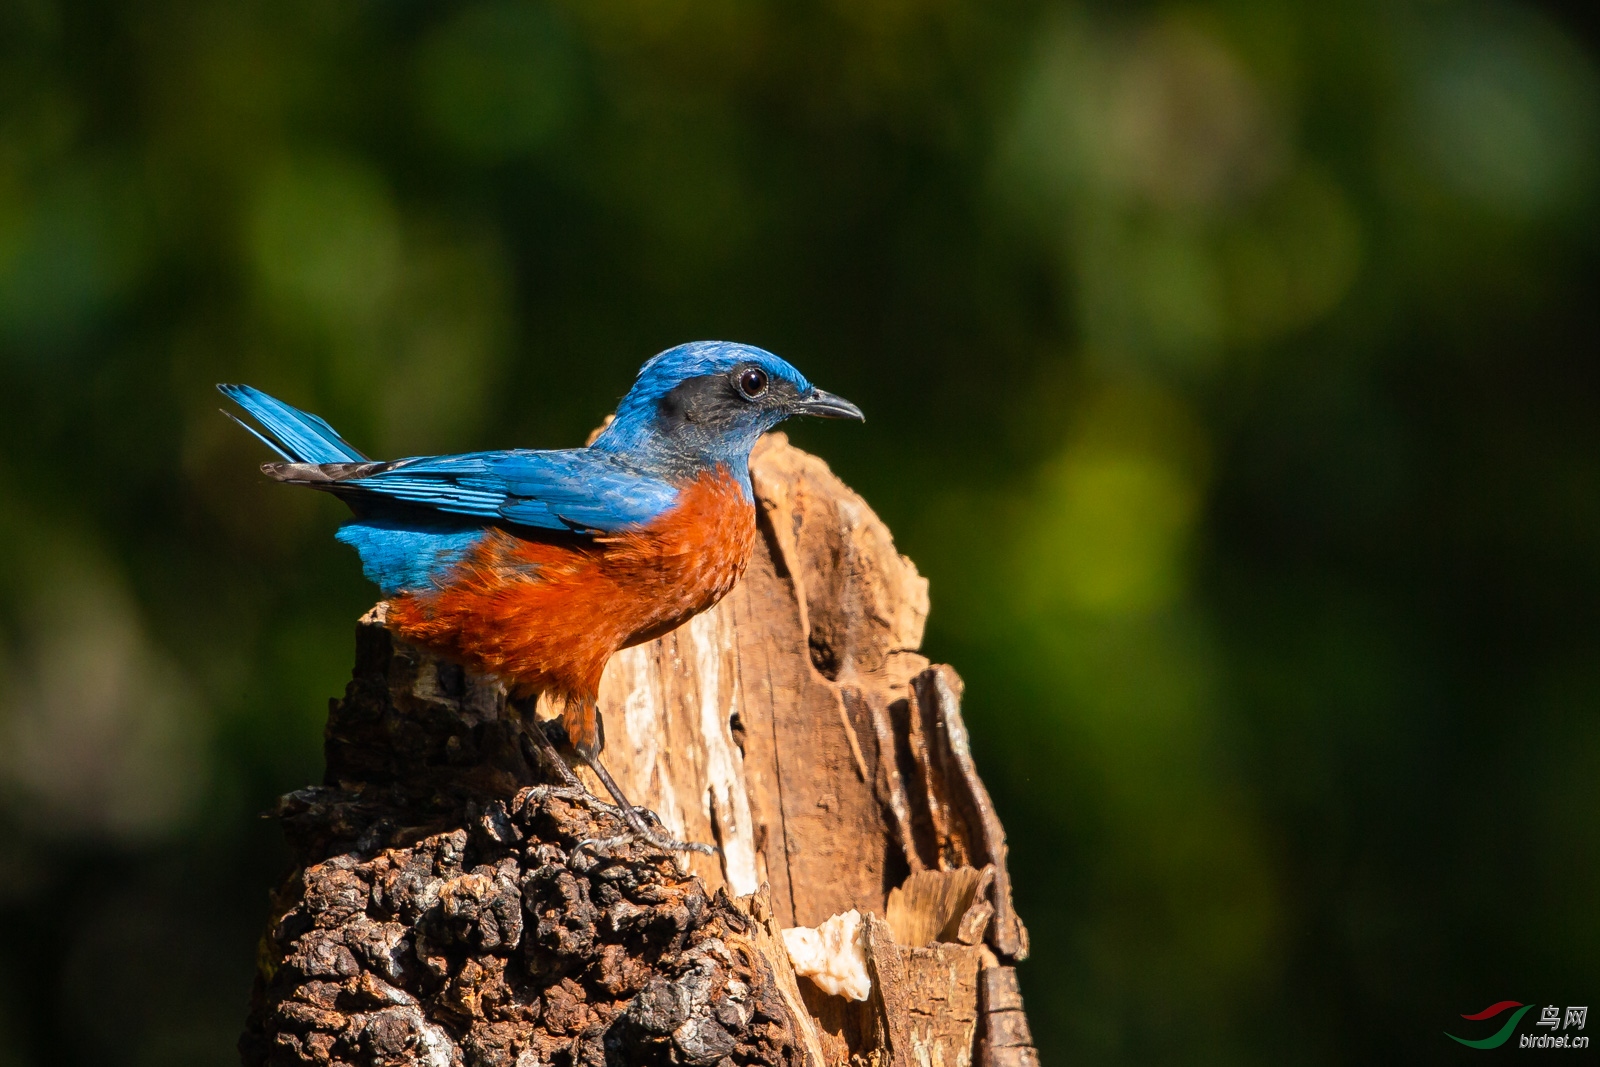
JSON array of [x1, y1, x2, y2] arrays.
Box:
[[520, 720, 719, 856], [627, 807, 718, 855], [575, 834, 634, 853], [524, 783, 626, 820], [649, 835, 718, 857], [576, 809, 717, 856]]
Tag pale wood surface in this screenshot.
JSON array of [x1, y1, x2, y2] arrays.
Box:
[[587, 434, 1033, 1065]]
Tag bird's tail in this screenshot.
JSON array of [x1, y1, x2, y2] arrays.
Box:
[[217, 384, 368, 464]]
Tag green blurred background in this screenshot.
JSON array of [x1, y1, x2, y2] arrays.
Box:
[[1, 0, 1597, 1062]]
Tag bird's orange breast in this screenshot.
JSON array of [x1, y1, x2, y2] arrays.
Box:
[[385, 465, 758, 713]]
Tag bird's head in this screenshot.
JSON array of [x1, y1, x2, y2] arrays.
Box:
[[591, 341, 863, 474]]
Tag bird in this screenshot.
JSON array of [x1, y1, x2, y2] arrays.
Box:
[[220, 340, 863, 853]]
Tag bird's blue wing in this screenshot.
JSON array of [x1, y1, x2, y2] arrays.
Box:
[[327, 449, 680, 533]]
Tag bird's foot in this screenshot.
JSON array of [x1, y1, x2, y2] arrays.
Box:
[[588, 805, 718, 857], [519, 724, 589, 792], [574, 833, 633, 853], [631, 829, 718, 857], [576, 813, 716, 857], [519, 782, 627, 821], [519, 719, 716, 856], [580, 753, 718, 857]]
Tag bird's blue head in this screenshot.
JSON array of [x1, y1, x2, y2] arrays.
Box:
[[590, 341, 863, 478]]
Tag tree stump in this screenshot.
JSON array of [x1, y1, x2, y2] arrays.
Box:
[[241, 434, 1037, 1067]]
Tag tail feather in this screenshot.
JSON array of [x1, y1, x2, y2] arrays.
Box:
[[217, 384, 368, 464], [221, 409, 293, 461]]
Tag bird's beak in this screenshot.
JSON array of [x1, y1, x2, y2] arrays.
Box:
[[794, 387, 865, 422]]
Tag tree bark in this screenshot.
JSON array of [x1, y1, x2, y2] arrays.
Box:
[[241, 433, 1037, 1067]]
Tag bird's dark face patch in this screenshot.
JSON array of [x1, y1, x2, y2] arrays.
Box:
[[653, 363, 805, 438]]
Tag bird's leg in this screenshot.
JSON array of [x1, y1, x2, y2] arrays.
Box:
[[563, 696, 717, 856], [517, 713, 588, 791], [510, 696, 624, 817], [515, 694, 716, 856], [577, 747, 717, 857]]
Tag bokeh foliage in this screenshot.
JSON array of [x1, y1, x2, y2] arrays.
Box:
[[0, 0, 1597, 1063]]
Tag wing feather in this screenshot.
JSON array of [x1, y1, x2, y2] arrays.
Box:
[[275, 448, 680, 533]]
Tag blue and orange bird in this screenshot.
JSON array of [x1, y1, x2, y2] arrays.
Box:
[[220, 341, 862, 852]]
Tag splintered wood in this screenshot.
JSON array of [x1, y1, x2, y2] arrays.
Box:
[[246, 433, 1036, 1067]]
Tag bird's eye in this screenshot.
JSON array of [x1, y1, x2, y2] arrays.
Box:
[[737, 367, 769, 399]]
